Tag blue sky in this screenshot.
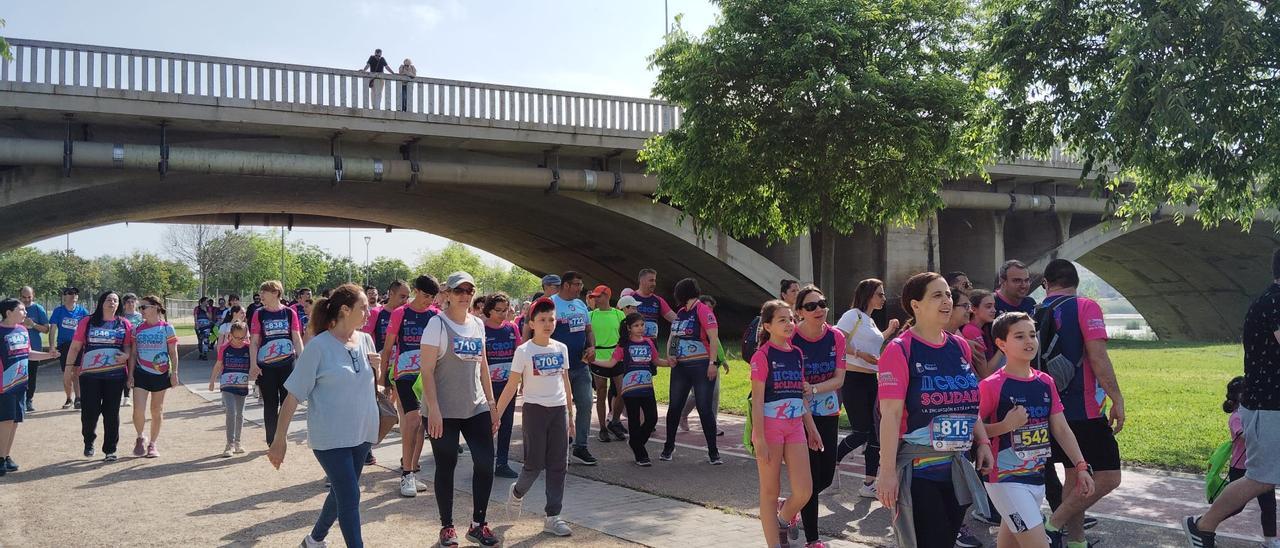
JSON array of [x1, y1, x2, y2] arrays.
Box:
[[8, 0, 719, 263]]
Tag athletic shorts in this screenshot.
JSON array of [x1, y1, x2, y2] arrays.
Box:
[[0, 391, 25, 422], [1050, 417, 1121, 471], [984, 482, 1045, 533], [133, 371, 172, 393], [1241, 407, 1280, 485], [762, 416, 806, 445], [395, 376, 421, 414], [57, 341, 73, 371]]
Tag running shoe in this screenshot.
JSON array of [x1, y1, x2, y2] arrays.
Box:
[[4, 456, 17, 472], [122, 396, 131, 407], [717, 429, 725, 436], [805, 542, 829, 548], [858, 482, 878, 499], [399, 473, 418, 497], [222, 444, 234, 458], [145, 442, 159, 458], [299, 534, 328, 548], [24, 400, 34, 413], [708, 453, 724, 465], [608, 421, 628, 440], [598, 430, 611, 443], [777, 515, 793, 546], [778, 498, 800, 541], [971, 507, 1001, 526], [465, 523, 499, 547], [636, 458, 653, 467], [438, 526, 459, 547], [415, 474, 428, 492], [103, 453, 117, 462], [1047, 527, 1066, 548], [1262, 538, 1280, 548], [73, 398, 81, 410], [494, 464, 519, 478], [1084, 516, 1098, 530], [659, 450, 673, 461], [571, 446, 598, 465], [365, 452, 376, 466], [62, 397, 72, 409], [133, 436, 147, 457], [1182, 515, 1215, 548], [544, 515, 572, 537], [955, 525, 983, 548], [84, 445, 94, 458], [233, 443, 246, 454]]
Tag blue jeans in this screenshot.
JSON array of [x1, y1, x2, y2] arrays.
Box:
[[311, 442, 372, 547], [493, 381, 517, 467], [569, 366, 593, 448]]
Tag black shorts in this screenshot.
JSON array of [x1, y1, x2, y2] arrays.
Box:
[[133, 371, 173, 393], [1050, 417, 1121, 472], [57, 341, 73, 371], [0, 391, 24, 422], [395, 376, 420, 413]]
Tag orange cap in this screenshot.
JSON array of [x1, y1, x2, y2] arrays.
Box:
[[588, 284, 612, 298]]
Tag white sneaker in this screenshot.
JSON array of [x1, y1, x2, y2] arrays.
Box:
[[122, 397, 132, 407], [415, 477, 428, 492], [544, 515, 572, 537], [858, 482, 877, 499], [399, 473, 418, 497], [1262, 538, 1280, 548], [299, 534, 328, 548], [233, 443, 246, 454], [222, 444, 234, 458]]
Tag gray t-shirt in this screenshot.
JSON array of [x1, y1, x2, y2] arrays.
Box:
[[283, 330, 379, 451]]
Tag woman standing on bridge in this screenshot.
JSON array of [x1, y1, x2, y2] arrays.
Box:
[[128, 296, 179, 459], [876, 273, 992, 548], [66, 291, 135, 461], [792, 285, 846, 548], [268, 284, 379, 548]]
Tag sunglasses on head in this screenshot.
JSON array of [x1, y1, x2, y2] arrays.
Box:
[[800, 300, 828, 312]]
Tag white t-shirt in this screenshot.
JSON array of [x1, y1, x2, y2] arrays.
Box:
[[509, 339, 569, 407], [421, 313, 486, 351], [835, 308, 883, 371]]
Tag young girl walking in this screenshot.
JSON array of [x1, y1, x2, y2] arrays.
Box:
[[209, 322, 252, 457], [590, 312, 672, 465], [493, 297, 576, 537], [750, 299, 822, 547], [1223, 376, 1279, 547]]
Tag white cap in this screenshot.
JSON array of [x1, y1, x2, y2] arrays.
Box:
[[445, 271, 475, 290], [617, 295, 641, 308]]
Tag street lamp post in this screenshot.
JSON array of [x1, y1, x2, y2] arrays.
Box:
[[363, 236, 372, 286]]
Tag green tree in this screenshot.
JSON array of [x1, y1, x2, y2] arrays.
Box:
[[0, 19, 11, 61], [205, 231, 300, 296], [641, 0, 986, 288], [415, 243, 540, 299], [111, 251, 195, 298], [366, 258, 413, 291], [0, 247, 66, 298], [291, 243, 332, 292], [977, 0, 1280, 228], [322, 256, 359, 291], [51, 250, 103, 298]]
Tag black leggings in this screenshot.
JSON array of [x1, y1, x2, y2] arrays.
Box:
[[428, 412, 495, 527], [624, 395, 658, 461], [80, 376, 126, 454], [802, 415, 840, 543], [911, 478, 965, 548], [837, 370, 879, 477], [1228, 467, 1278, 537], [664, 366, 718, 456], [256, 364, 293, 445]]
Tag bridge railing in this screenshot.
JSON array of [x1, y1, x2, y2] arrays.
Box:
[[0, 38, 681, 137]]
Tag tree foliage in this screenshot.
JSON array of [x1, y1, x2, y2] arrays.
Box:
[[366, 258, 414, 292], [415, 243, 540, 299], [977, 0, 1280, 228], [641, 0, 986, 244], [0, 248, 194, 302]]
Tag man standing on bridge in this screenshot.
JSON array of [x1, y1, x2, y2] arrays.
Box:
[[995, 259, 1037, 315], [1184, 250, 1280, 548], [361, 49, 396, 111]]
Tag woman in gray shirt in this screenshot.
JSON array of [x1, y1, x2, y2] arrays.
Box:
[[268, 284, 379, 548]]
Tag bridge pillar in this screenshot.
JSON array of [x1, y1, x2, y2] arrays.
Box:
[[939, 210, 1003, 289], [752, 233, 815, 288], [883, 214, 941, 306]]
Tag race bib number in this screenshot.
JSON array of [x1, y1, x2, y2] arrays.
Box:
[[620, 369, 653, 393], [763, 397, 805, 420], [61, 316, 79, 330], [568, 315, 586, 333], [196, 319, 212, 329], [452, 336, 484, 361], [644, 320, 659, 338], [81, 348, 123, 372], [532, 352, 565, 376], [2, 359, 28, 393], [930, 414, 976, 451], [809, 390, 840, 417], [489, 361, 511, 382], [1012, 423, 1051, 460], [396, 349, 422, 376], [219, 372, 250, 388], [258, 339, 295, 364]]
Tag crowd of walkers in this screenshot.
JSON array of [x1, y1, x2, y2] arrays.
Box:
[[3, 250, 1280, 548]]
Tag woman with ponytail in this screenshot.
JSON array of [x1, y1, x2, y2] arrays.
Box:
[[128, 296, 179, 458], [268, 284, 380, 548]]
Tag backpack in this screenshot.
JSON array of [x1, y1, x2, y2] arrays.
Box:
[[1033, 297, 1079, 393], [1205, 437, 1235, 503], [741, 315, 761, 362]]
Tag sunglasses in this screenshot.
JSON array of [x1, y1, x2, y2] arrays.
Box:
[[800, 300, 828, 312], [139, 304, 151, 310], [451, 287, 475, 295], [347, 348, 362, 372]]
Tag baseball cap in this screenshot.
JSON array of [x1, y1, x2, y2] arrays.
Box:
[[541, 274, 562, 287], [617, 295, 640, 308], [620, 287, 635, 297], [445, 271, 476, 290], [588, 284, 611, 298]]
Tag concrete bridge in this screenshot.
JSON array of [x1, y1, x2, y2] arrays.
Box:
[[0, 38, 1274, 340]]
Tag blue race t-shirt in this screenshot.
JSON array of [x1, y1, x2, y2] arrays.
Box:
[[49, 304, 88, 346], [0, 324, 31, 395], [217, 342, 252, 396], [76, 317, 133, 380], [550, 294, 590, 370], [390, 304, 437, 380], [791, 325, 846, 417], [979, 368, 1063, 485], [749, 341, 807, 420], [614, 337, 660, 398], [134, 321, 178, 376], [25, 302, 48, 351], [252, 307, 299, 368], [374, 307, 394, 352], [995, 293, 1036, 316], [485, 321, 520, 384]]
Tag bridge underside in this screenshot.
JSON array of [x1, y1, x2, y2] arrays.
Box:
[[0, 166, 786, 320]]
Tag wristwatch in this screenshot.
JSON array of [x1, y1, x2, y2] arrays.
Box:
[[1075, 460, 1094, 476]]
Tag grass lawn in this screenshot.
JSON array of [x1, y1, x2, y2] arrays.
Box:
[[654, 339, 1241, 473]]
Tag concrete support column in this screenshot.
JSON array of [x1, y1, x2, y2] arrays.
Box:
[[748, 232, 815, 287], [992, 212, 1006, 280], [1056, 212, 1073, 246], [883, 214, 940, 303]]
